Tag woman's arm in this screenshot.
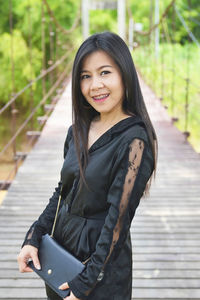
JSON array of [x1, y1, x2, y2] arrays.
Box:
[[20, 125, 73, 249], [18, 126, 73, 273], [67, 137, 154, 299], [21, 181, 62, 249]]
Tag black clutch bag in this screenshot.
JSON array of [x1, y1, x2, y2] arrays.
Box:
[[28, 188, 89, 298], [29, 234, 85, 298]]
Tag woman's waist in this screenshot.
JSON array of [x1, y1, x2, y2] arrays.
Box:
[[62, 203, 108, 220], [54, 204, 108, 260]]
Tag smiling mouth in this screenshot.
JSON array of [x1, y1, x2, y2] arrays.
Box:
[[92, 94, 109, 102]]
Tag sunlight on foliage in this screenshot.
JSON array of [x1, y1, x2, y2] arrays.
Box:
[[134, 43, 200, 152], [0, 30, 42, 105], [90, 9, 117, 34]]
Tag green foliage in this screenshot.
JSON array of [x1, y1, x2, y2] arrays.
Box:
[[174, 0, 200, 43], [128, 0, 200, 44], [0, 0, 199, 154], [127, 0, 200, 152], [0, 0, 81, 108], [0, 29, 42, 105], [133, 43, 200, 152], [0, 0, 81, 157], [90, 9, 117, 34], [128, 0, 154, 31]]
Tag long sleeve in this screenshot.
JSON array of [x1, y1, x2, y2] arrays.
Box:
[[22, 126, 73, 248], [68, 138, 154, 299]]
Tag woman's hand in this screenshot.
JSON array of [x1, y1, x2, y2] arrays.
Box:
[[17, 245, 41, 272], [59, 282, 80, 300]]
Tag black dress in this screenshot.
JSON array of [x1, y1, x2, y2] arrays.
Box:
[[23, 116, 154, 300]]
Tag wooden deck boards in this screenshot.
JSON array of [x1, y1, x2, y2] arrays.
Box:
[[0, 78, 200, 299], [131, 79, 200, 299], [0, 83, 72, 299]]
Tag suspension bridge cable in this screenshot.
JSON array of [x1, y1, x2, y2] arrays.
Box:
[[174, 5, 200, 48], [0, 51, 72, 115], [41, 0, 46, 97], [179, 1, 200, 16], [43, 0, 81, 34], [135, 0, 176, 36], [0, 63, 72, 159], [160, 0, 171, 44], [188, 17, 200, 27]]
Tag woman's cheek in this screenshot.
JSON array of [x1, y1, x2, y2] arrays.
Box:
[[81, 84, 89, 98]]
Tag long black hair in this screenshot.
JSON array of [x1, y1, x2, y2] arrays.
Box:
[[71, 31, 158, 193]]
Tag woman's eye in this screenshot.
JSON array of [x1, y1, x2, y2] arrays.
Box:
[[101, 70, 111, 76], [81, 74, 90, 80]]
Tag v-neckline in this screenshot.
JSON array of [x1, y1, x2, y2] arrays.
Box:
[[88, 116, 136, 152]]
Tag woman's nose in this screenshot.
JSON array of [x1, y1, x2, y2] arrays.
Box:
[[90, 76, 104, 90]]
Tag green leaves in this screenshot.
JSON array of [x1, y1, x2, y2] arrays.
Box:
[[90, 10, 117, 34], [0, 0, 80, 108], [0, 30, 42, 106], [134, 43, 200, 152]]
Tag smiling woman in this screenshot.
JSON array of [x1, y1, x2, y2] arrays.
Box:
[[18, 31, 158, 300], [80, 51, 125, 115], [80, 50, 130, 149]]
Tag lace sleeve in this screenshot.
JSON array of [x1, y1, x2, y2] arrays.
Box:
[[102, 139, 144, 266], [68, 138, 153, 300], [22, 126, 73, 248]]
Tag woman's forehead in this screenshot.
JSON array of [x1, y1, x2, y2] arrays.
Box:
[[81, 50, 118, 71]]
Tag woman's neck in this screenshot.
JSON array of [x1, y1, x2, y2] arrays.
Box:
[[94, 110, 131, 127]]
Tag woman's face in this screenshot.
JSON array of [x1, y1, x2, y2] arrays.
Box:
[[80, 50, 125, 116]]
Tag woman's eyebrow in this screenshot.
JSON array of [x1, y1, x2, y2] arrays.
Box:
[[80, 65, 113, 73]]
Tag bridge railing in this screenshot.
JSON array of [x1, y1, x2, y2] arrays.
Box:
[[128, 0, 200, 153], [0, 0, 81, 190]]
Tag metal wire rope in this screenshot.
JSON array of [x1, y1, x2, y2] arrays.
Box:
[[1, 1, 80, 190], [0, 67, 71, 190], [0, 50, 72, 115], [179, 1, 200, 17], [134, 0, 176, 36], [188, 17, 200, 27], [174, 5, 200, 49], [0, 61, 72, 159], [43, 0, 81, 34]]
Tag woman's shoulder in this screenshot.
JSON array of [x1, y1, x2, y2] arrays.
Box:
[[67, 125, 73, 136], [112, 116, 149, 146], [63, 125, 74, 157], [125, 122, 148, 142]]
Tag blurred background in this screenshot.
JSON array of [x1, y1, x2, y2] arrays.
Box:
[[0, 0, 199, 192], [0, 2, 200, 299]]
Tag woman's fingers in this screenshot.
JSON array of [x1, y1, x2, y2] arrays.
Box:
[[59, 282, 69, 290], [17, 245, 40, 272], [63, 290, 80, 300], [18, 258, 32, 273], [31, 252, 41, 270], [59, 283, 80, 300]]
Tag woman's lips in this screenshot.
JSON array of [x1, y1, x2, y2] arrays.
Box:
[[92, 94, 109, 102]]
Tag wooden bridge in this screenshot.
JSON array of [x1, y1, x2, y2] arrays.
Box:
[[0, 78, 200, 300]]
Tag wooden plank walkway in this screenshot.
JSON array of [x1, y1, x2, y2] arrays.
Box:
[[131, 79, 200, 300], [0, 82, 72, 299], [0, 77, 200, 299]]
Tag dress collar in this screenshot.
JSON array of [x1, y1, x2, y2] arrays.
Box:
[[88, 115, 145, 153]]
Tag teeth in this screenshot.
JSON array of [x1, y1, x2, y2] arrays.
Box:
[[94, 94, 108, 100]]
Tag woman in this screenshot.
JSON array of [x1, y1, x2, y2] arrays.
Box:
[[18, 31, 158, 300]]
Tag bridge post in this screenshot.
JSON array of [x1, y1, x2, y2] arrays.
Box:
[[128, 17, 134, 51], [155, 0, 160, 58], [82, 0, 89, 40], [117, 0, 126, 40], [82, 0, 126, 41]]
